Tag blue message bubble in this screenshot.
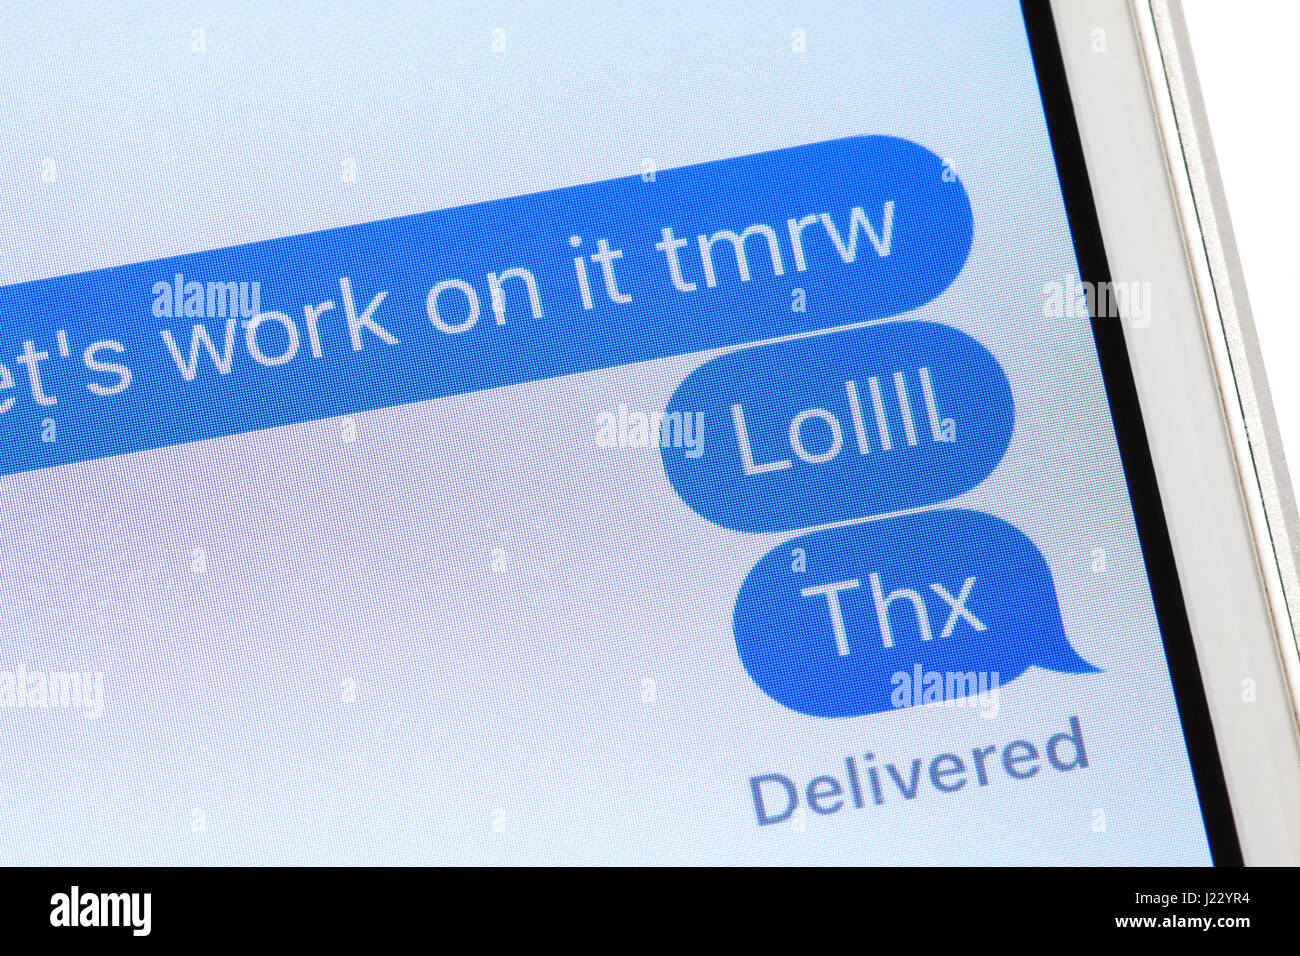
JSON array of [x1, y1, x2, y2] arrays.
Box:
[[733, 509, 1098, 719], [661, 322, 1013, 532], [0, 134, 971, 479]]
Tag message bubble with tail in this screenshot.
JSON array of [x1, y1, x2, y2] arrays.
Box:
[[662, 322, 1014, 532], [733, 509, 1099, 718]]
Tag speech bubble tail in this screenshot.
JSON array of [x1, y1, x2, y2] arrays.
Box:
[[1042, 641, 1103, 675]]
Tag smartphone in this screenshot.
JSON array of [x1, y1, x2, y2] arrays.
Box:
[[1, 0, 1297, 866]]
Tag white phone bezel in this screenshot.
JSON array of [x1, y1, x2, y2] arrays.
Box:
[[1051, 0, 1300, 863]]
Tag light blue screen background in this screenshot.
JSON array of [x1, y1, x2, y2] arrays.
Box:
[[0, 1, 1212, 863]]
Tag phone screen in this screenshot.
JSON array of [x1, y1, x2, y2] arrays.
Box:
[[0, 1, 1237, 863]]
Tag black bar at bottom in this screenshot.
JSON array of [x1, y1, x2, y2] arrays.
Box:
[[0, 866, 1283, 942]]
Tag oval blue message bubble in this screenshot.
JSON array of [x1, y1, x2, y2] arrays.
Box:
[[662, 322, 1014, 532], [0, 135, 970, 480], [733, 509, 1099, 719]]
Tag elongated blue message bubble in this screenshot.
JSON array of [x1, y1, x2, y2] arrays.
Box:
[[733, 509, 1099, 718], [661, 322, 1013, 532], [0, 135, 971, 479]]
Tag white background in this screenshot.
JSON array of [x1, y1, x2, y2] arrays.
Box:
[[1181, 1, 1300, 482]]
